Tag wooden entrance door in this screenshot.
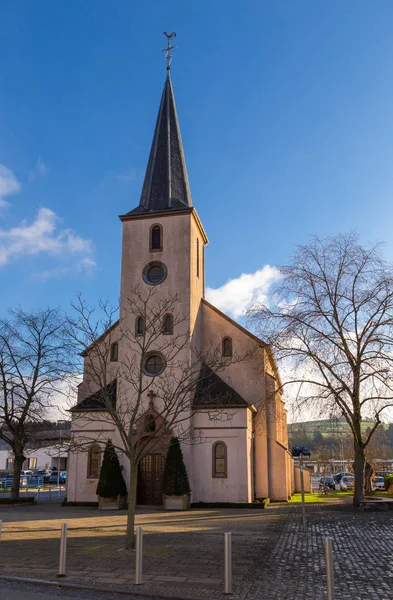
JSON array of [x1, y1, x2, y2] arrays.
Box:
[[137, 453, 165, 505]]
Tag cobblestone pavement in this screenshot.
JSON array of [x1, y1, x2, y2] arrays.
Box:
[[0, 501, 392, 599]]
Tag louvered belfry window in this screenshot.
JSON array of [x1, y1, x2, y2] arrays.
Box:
[[151, 225, 162, 252]]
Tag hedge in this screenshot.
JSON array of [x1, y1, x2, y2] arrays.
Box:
[[0, 497, 35, 505]]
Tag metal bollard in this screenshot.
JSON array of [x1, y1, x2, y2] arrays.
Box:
[[26, 484, 29, 498], [48, 486, 51, 499], [135, 527, 143, 585], [0, 519, 2, 541], [224, 532, 232, 594], [324, 537, 335, 600], [58, 523, 67, 577], [300, 463, 307, 533]]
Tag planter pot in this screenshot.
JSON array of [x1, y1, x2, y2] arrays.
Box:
[[163, 494, 190, 511], [98, 495, 125, 510]]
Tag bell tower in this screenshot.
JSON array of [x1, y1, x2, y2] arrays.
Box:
[[119, 41, 207, 335]]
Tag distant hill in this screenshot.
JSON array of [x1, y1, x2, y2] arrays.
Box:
[[288, 418, 380, 437], [288, 418, 393, 453]]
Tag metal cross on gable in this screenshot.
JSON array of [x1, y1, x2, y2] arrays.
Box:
[[162, 32, 177, 71], [147, 389, 157, 409]]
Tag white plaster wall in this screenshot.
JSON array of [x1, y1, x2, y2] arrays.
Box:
[[201, 301, 266, 407], [68, 413, 120, 503], [192, 409, 251, 502]]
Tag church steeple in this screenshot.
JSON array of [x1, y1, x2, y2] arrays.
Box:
[[123, 73, 192, 217]]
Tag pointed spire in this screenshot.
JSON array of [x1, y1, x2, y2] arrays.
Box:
[[139, 74, 192, 212], [122, 74, 192, 218]]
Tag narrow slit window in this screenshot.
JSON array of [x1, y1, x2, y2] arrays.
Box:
[[150, 225, 162, 252], [110, 342, 119, 362], [88, 444, 101, 478], [197, 238, 200, 278], [222, 337, 232, 357], [213, 442, 227, 478], [162, 314, 173, 335], [136, 316, 145, 337]]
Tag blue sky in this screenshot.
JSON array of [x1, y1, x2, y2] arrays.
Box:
[[1, 1, 393, 318]]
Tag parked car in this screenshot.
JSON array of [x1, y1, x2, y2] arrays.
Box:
[[20, 470, 34, 478], [340, 476, 355, 491], [372, 476, 386, 491], [48, 471, 66, 485], [36, 470, 51, 483], [319, 476, 335, 490], [333, 472, 353, 483]]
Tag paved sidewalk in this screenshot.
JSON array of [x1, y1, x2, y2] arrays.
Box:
[[0, 502, 392, 599]]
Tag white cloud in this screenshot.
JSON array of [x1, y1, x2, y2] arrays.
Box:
[[0, 165, 21, 207], [28, 157, 48, 182], [206, 265, 281, 319], [0, 207, 95, 276]]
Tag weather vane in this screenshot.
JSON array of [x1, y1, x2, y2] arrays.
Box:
[[162, 32, 177, 71]]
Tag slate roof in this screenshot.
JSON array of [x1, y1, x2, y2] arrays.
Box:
[[121, 74, 192, 218], [71, 380, 117, 412], [193, 366, 249, 409]]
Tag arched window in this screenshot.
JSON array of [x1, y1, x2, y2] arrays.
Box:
[[196, 238, 200, 278], [213, 442, 227, 478], [110, 342, 118, 362], [88, 444, 101, 478], [162, 314, 173, 335], [136, 316, 145, 337], [145, 415, 156, 433], [150, 224, 162, 252], [222, 337, 232, 357]]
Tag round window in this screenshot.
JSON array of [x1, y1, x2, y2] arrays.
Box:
[[143, 352, 166, 376], [142, 261, 167, 285]]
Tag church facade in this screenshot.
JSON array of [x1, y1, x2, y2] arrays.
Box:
[[67, 70, 295, 505]]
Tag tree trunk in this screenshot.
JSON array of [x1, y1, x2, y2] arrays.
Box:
[[364, 461, 374, 496], [125, 463, 138, 550], [11, 452, 25, 500], [353, 444, 365, 507]]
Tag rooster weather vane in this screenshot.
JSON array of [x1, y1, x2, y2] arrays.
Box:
[[162, 32, 177, 71]]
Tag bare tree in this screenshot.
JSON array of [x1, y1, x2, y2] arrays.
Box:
[[249, 233, 393, 507], [0, 307, 73, 499], [67, 288, 242, 549], [315, 445, 333, 494]]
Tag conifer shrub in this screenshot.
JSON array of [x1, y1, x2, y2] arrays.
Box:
[[162, 437, 191, 496], [384, 473, 393, 493], [96, 440, 127, 498]]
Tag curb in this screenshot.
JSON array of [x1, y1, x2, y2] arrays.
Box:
[[0, 574, 212, 600]]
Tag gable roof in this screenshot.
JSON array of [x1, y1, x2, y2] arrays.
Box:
[[80, 320, 119, 357], [193, 365, 249, 409], [71, 380, 117, 412]]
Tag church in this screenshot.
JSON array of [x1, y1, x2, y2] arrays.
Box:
[[67, 51, 295, 505]]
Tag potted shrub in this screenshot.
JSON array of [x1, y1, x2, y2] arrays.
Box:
[[384, 473, 393, 495], [96, 440, 127, 509], [162, 437, 191, 510]]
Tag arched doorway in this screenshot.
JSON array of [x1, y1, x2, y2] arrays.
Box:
[[137, 453, 165, 505]]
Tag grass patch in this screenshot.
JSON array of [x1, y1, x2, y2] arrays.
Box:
[[289, 493, 327, 503]]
